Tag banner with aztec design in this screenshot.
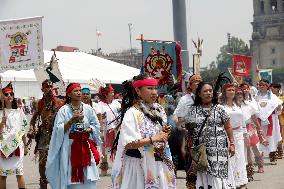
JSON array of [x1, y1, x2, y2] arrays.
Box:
[[232, 54, 252, 77], [142, 41, 183, 94], [0, 16, 43, 72]]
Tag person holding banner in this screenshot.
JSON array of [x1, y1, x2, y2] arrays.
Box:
[[97, 85, 121, 176], [0, 83, 29, 189], [256, 80, 283, 165], [27, 79, 63, 189], [46, 83, 101, 189], [111, 73, 176, 189]]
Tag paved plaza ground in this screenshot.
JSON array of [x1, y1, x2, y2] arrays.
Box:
[[6, 148, 284, 189]]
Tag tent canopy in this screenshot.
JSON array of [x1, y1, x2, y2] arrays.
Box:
[[1, 50, 140, 84]]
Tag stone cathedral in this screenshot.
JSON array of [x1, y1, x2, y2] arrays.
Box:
[[251, 0, 284, 69]]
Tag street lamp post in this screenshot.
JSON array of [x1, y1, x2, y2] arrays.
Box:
[[128, 23, 133, 56]]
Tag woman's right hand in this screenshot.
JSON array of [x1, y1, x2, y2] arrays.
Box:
[[69, 112, 84, 124], [151, 131, 168, 143], [1, 116, 6, 125], [229, 143, 235, 157]]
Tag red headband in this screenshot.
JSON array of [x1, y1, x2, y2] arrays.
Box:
[[66, 83, 81, 95], [132, 78, 158, 88], [223, 84, 235, 92], [2, 88, 13, 93], [235, 88, 243, 93], [99, 85, 114, 96]]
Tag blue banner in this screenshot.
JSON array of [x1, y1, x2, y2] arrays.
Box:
[[142, 41, 178, 94]]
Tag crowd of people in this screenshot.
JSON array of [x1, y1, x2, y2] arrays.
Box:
[[0, 73, 283, 189]]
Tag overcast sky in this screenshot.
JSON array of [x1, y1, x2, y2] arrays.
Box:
[[0, 0, 253, 67]]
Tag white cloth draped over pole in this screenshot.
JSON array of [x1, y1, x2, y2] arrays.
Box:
[[34, 52, 65, 97]]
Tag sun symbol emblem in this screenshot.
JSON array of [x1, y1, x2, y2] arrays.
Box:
[[144, 46, 174, 86]]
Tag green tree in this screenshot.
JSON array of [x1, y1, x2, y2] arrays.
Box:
[[200, 61, 219, 81], [216, 36, 250, 72]]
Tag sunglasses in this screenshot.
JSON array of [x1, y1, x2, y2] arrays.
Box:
[[4, 92, 14, 97]]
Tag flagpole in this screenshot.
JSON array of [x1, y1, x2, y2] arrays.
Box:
[[96, 26, 99, 51], [139, 34, 144, 69]]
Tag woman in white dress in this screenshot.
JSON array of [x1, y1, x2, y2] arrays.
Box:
[[0, 84, 29, 189], [221, 84, 248, 189], [111, 73, 176, 189], [97, 84, 121, 176], [239, 83, 268, 180]]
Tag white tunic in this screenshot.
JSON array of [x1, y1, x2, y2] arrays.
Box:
[[257, 93, 282, 153], [173, 93, 194, 118], [97, 100, 121, 131], [111, 107, 176, 189], [224, 104, 248, 187], [0, 109, 28, 176]]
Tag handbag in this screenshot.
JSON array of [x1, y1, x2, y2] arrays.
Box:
[[190, 106, 212, 171]]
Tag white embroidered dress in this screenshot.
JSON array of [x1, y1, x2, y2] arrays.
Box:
[[0, 109, 28, 176], [111, 106, 176, 189]]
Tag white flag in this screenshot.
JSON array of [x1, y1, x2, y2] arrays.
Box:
[[34, 54, 65, 97], [0, 16, 43, 72]]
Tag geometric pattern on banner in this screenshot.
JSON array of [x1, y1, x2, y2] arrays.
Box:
[[142, 41, 177, 94], [0, 16, 43, 72]]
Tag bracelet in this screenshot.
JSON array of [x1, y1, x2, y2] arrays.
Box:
[[149, 137, 153, 145]]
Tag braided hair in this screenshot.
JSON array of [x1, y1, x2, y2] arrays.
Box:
[[111, 73, 150, 153]]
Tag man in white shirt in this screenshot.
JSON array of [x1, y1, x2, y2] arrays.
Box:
[[173, 74, 202, 189], [174, 74, 202, 127]]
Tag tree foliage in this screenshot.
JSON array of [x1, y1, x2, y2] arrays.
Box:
[[200, 61, 220, 82], [216, 36, 250, 72], [201, 36, 250, 82]]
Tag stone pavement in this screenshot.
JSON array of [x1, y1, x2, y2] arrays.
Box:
[[6, 151, 284, 189]]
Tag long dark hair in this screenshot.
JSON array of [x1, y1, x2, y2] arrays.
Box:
[[111, 73, 150, 153], [0, 98, 18, 110], [193, 82, 218, 106], [193, 73, 231, 106]]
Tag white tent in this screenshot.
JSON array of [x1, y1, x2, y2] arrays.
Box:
[[0, 50, 140, 98]]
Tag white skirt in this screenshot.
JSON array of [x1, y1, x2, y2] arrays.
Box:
[[120, 156, 145, 189], [0, 142, 24, 176], [119, 155, 176, 189], [259, 114, 282, 153], [230, 138, 248, 187], [196, 170, 235, 189]]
